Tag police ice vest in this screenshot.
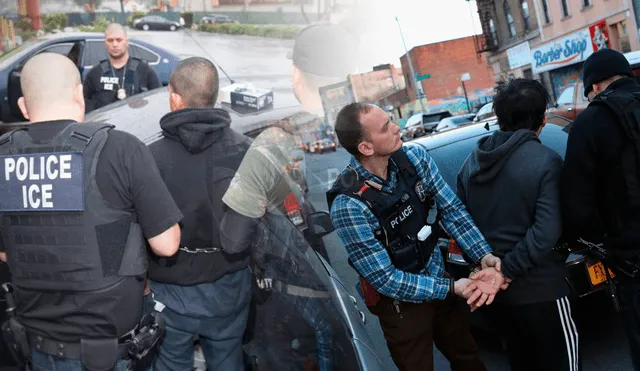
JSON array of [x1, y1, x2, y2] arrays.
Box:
[[326, 149, 440, 274], [591, 89, 640, 226], [0, 123, 147, 292]]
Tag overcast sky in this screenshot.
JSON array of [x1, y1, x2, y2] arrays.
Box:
[[348, 0, 482, 70]]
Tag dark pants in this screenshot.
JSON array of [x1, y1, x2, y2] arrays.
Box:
[[152, 304, 249, 371], [618, 279, 640, 371], [30, 349, 129, 371], [368, 294, 486, 371], [486, 297, 581, 371]]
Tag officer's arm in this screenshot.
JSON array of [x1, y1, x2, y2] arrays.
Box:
[[331, 195, 452, 301], [147, 223, 181, 257], [414, 146, 492, 263], [145, 64, 161, 90], [502, 155, 564, 280], [561, 114, 605, 242], [83, 67, 98, 112], [219, 206, 259, 254]]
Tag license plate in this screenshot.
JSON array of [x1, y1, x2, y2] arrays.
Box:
[[586, 261, 616, 286]]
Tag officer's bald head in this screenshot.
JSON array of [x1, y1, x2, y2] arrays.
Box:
[[18, 53, 85, 123], [105, 23, 127, 38], [169, 57, 219, 110]]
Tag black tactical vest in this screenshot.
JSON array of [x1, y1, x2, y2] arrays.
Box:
[[0, 122, 147, 292], [326, 150, 440, 274], [591, 89, 640, 227]]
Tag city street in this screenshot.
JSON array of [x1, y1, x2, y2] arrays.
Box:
[[134, 28, 635, 371]]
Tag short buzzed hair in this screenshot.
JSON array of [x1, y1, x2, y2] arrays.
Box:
[[21, 53, 81, 111], [169, 57, 219, 108], [105, 23, 127, 37], [335, 103, 373, 158]]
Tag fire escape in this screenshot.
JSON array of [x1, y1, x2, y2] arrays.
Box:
[[468, 0, 498, 57]]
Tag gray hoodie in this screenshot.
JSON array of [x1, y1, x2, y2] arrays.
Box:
[[457, 129, 570, 305]]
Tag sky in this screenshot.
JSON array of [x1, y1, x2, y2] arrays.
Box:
[[346, 0, 482, 70]]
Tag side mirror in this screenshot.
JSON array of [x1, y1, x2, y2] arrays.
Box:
[[306, 211, 334, 237]]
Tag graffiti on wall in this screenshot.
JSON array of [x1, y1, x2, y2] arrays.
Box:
[[551, 63, 583, 100]]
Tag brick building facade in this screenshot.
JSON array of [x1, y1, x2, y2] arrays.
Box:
[[399, 36, 495, 103]]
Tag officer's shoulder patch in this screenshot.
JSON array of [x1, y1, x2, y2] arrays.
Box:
[[414, 180, 427, 202]]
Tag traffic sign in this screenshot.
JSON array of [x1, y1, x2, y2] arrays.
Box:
[[416, 73, 431, 81]]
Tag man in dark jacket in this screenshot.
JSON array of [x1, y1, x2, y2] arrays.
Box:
[[458, 78, 579, 371], [147, 57, 252, 371], [562, 48, 640, 370]]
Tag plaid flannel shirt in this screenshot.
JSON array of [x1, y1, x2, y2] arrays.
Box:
[[330, 144, 492, 303]]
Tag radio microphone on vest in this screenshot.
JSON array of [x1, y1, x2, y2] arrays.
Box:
[[417, 225, 432, 241]]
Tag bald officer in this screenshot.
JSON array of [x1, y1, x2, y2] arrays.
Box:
[[0, 53, 182, 371], [83, 23, 160, 113]]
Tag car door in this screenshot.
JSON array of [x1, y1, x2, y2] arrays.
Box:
[[7, 41, 85, 121], [81, 39, 108, 80]]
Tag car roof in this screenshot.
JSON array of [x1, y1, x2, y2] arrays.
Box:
[[83, 87, 303, 143]]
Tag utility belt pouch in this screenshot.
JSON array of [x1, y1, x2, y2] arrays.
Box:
[[358, 276, 381, 307], [80, 338, 119, 371], [2, 318, 31, 368]]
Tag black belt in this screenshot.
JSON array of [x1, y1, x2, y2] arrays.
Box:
[[29, 334, 133, 360]]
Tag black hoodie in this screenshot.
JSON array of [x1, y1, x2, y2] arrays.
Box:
[[147, 108, 253, 287], [457, 129, 570, 305]]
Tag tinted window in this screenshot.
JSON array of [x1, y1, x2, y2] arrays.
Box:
[[84, 40, 108, 66], [41, 43, 73, 55], [557, 86, 574, 106], [130, 44, 159, 64]]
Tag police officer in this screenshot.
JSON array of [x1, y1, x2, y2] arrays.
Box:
[[562, 48, 640, 370], [287, 23, 357, 142], [327, 102, 505, 371], [83, 23, 160, 113], [146, 57, 253, 371], [0, 53, 182, 371]]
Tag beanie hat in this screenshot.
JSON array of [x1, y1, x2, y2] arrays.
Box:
[[582, 48, 633, 97]]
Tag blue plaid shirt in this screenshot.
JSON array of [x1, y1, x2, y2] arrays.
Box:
[[330, 144, 492, 303]]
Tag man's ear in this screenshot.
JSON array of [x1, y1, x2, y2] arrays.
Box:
[[17, 97, 29, 121], [357, 140, 373, 157], [74, 84, 85, 111], [169, 91, 185, 111]]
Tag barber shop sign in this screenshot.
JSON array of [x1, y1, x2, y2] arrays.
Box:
[[531, 20, 610, 74]]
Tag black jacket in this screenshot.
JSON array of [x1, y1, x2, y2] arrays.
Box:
[[83, 57, 160, 113], [458, 129, 569, 305], [148, 108, 252, 285], [561, 77, 640, 260]]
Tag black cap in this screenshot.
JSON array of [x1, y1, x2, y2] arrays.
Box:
[[582, 48, 633, 97], [287, 23, 357, 78]]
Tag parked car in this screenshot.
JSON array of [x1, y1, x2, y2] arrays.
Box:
[[132, 15, 182, 31], [412, 114, 612, 311], [434, 114, 475, 133], [0, 32, 180, 123], [309, 138, 337, 153], [547, 82, 590, 121], [200, 14, 239, 24], [472, 102, 495, 122], [0, 87, 384, 371]]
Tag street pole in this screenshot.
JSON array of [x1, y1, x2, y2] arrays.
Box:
[[461, 80, 470, 113], [396, 16, 426, 113]]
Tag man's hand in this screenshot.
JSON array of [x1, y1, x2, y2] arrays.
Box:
[[463, 267, 505, 308], [453, 278, 476, 298], [481, 253, 502, 272], [0, 252, 5, 263]]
